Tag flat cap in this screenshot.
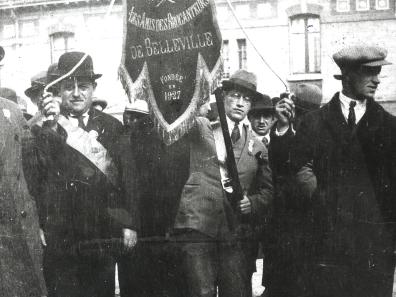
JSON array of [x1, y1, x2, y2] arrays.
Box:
[[333, 45, 391, 69], [293, 83, 322, 112]]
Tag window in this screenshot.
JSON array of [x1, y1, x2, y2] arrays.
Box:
[[290, 15, 321, 74], [2, 23, 16, 39], [50, 31, 75, 63], [222, 40, 230, 78], [356, 0, 369, 11], [237, 39, 247, 70], [257, 2, 273, 18], [376, 0, 389, 10], [235, 4, 250, 19], [19, 19, 38, 38], [336, 0, 350, 12], [216, 5, 229, 21]]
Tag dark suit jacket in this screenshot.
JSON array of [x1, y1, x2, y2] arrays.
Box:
[[0, 98, 46, 297], [33, 108, 129, 252], [291, 93, 396, 295], [174, 117, 273, 237]]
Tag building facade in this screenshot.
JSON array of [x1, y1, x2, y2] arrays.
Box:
[[0, 0, 395, 115]]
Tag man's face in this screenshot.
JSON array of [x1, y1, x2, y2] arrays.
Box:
[[249, 111, 275, 136], [60, 77, 95, 115], [346, 66, 381, 101], [224, 88, 252, 122], [123, 111, 146, 129]]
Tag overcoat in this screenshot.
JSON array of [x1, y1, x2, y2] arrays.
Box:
[[0, 97, 45, 297], [291, 93, 396, 297], [33, 108, 129, 252]]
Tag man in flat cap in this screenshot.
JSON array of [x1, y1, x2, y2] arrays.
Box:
[[31, 51, 136, 297], [173, 70, 273, 297], [0, 45, 59, 297], [290, 45, 396, 297]]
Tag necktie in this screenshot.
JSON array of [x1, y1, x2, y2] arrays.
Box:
[[231, 122, 240, 144], [70, 114, 86, 129], [262, 136, 269, 147], [347, 101, 357, 128]]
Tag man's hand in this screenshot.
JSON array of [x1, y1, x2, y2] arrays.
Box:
[[41, 92, 61, 121], [238, 195, 252, 215], [122, 228, 137, 250], [275, 96, 295, 133], [39, 228, 47, 247]]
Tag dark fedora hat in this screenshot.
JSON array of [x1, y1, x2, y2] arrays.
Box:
[[0, 46, 4, 62], [222, 70, 261, 100], [25, 63, 60, 98], [248, 93, 273, 116], [54, 51, 102, 80]]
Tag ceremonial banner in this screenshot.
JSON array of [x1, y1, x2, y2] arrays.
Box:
[[120, 0, 222, 145]]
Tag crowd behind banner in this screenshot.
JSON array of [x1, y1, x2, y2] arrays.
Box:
[[0, 43, 395, 297]]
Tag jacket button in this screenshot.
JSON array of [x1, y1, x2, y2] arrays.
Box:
[[21, 211, 27, 218]]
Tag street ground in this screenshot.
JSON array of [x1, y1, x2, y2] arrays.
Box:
[[114, 260, 396, 297]]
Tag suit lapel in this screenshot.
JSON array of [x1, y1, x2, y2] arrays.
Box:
[[236, 124, 250, 168], [86, 108, 105, 137], [322, 93, 354, 145]]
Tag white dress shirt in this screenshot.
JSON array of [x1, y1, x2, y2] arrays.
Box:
[[339, 92, 366, 124], [226, 116, 250, 138], [69, 111, 89, 128]]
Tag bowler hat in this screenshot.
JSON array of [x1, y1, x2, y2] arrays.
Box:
[[293, 83, 322, 112], [333, 45, 391, 80], [125, 99, 149, 115], [54, 51, 102, 80], [0, 46, 4, 63], [92, 98, 108, 110], [222, 70, 261, 100], [248, 93, 273, 115]]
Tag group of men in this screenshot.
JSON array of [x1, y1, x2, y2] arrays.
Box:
[[0, 42, 395, 297]]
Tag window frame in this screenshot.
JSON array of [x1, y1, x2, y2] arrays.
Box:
[[336, 0, 350, 12], [289, 14, 321, 74], [237, 38, 247, 70], [375, 0, 389, 10], [49, 31, 75, 63], [355, 0, 370, 11]]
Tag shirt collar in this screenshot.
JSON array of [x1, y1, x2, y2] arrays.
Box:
[[339, 91, 366, 109], [226, 115, 250, 131], [69, 110, 89, 118]]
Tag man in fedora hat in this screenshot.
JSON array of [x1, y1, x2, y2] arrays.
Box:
[[173, 69, 273, 297], [0, 44, 58, 297], [289, 45, 396, 297], [25, 63, 59, 111], [31, 51, 136, 297], [248, 93, 275, 146]]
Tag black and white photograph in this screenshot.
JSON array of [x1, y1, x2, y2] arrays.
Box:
[[0, 0, 395, 296]]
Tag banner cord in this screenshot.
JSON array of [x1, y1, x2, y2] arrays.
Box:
[[225, 0, 289, 92]]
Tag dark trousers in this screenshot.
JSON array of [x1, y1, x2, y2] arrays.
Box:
[[118, 243, 186, 297], [178, 231, 253, 297], [43, 248, 115, 297]]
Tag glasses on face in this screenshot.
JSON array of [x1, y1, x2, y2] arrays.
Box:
[[226, 90, 252, 103]]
